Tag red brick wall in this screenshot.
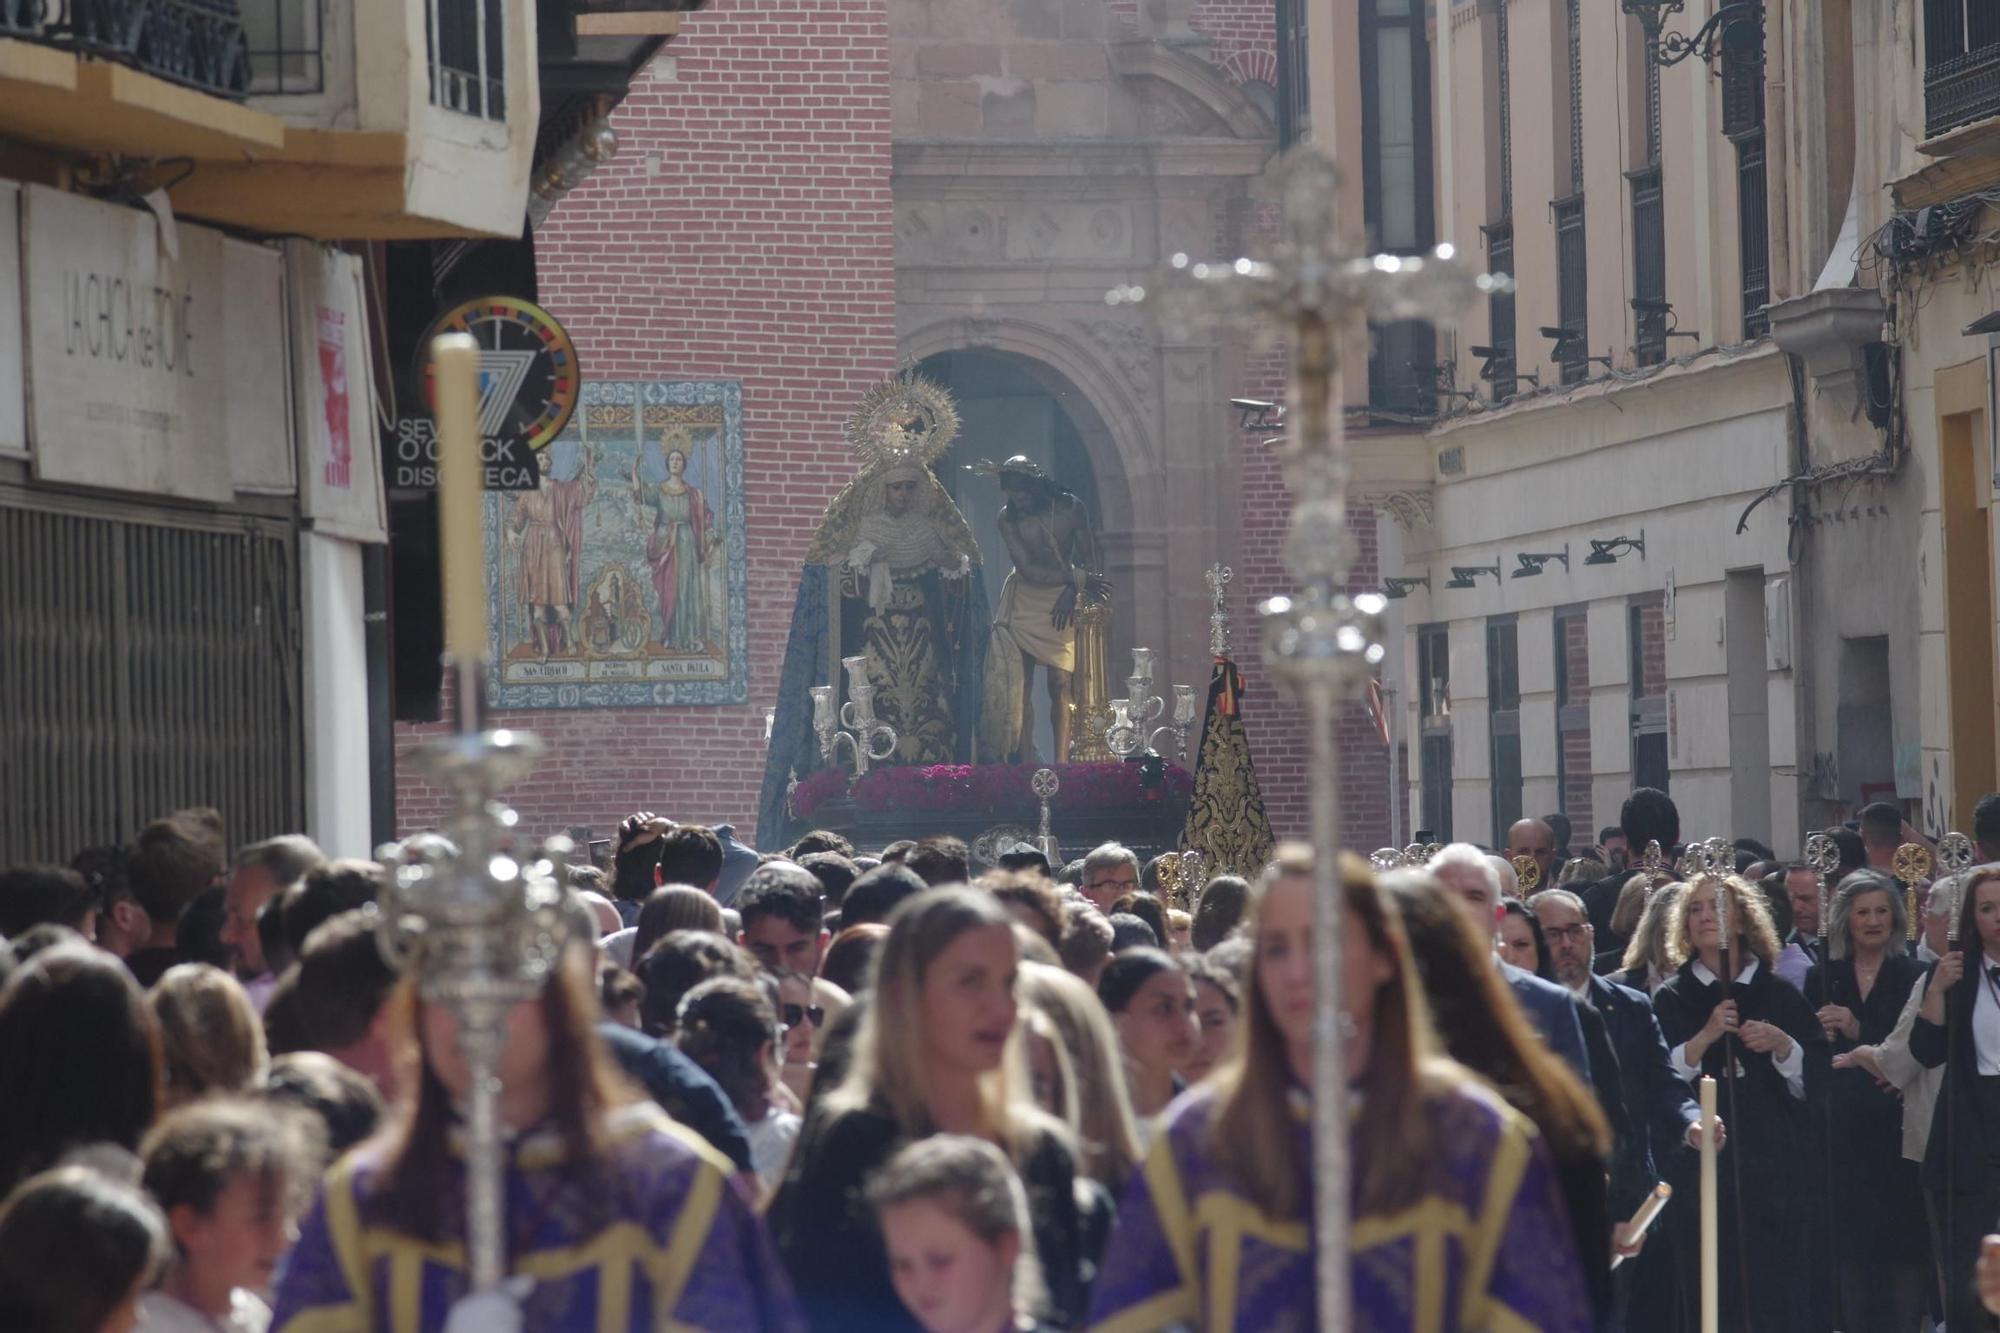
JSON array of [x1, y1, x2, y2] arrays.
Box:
[[1108, 0, 1277, 61], [1227, 347, 1400, 851], [394, 1, 900, 847]]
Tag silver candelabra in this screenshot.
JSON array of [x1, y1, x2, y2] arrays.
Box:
[[812, 654, 898, 778], [1105, 647, 1198, 763]]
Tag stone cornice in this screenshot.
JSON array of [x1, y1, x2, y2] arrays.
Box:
[[894, 139, 1274, 180]]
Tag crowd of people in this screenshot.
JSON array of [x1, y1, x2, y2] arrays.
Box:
[[4, 787, 2000, 1330]]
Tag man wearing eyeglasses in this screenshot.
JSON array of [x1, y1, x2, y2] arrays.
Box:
[[1532, 886, 1715, 1333], [1080, 842, 1140, 916]]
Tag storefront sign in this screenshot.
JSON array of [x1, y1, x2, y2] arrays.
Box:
[[23, 185, 238, 502], [288, 241, 386, 542], [384, 417, 543, 492]]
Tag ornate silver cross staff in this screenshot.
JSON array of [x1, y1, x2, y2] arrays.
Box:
[[1032, 767, 1062, 866], [372, 334, 573, 1292], [1111, 146, 1500, 1327], [1207, 563, 1234, 657]]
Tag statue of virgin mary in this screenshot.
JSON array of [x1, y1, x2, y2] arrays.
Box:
[[758, 374, 989, 841]]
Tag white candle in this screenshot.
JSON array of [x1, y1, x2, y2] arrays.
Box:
[[431, 332, 486, 665], [1700, 1075, 1718, 1333]]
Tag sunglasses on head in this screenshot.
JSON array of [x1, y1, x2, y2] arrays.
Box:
[[782, 1003, 826, 1030]]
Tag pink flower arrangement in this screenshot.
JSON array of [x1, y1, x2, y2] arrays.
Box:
[[792, 761, 1192, 820]]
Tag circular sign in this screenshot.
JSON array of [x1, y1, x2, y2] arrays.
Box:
[[420, 296, 579, 451]]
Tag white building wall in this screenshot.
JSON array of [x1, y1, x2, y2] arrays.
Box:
[[1398, 351, 1797, 848]]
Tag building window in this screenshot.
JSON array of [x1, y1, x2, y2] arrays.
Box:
[[1629, 38, 1666, 366], [1630, 602, 1669, 792], [1483, 222, 1517, 399], [1736, 131, 1770, 338], [1630, 169, 1667, 364], [1488, 617, 1522, 845], [1555, 197, 1589, 383], [1361, 0, 1436, 420], [1480, 0, 1516, 403], [1718, 0, 1768, 338], [1276, 0, 1310, 147], [1419, 624, 1454, 841], [1926, 0, 2000, 137], [243, 0, 323, 94], [1555, 608, 1592, 834], [427, 0, 506, 121]]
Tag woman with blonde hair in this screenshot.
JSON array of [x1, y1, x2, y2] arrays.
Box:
[[1609, 870, 1655, 940], [1652, 873, 1819, 1331], [1014, 962, 1141, 1195], [1089, 845, 1594, 1329], [768, 887, 1084, 1332], [148, 963, 267, 1107], [1616, 878, 1687, 994]]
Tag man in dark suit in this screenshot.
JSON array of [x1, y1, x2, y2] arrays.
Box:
[[1428, 843, 1592, 1081], [1533, 885, 1718, 1333]]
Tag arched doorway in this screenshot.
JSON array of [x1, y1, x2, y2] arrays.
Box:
[[920, 348, 1130, 763]]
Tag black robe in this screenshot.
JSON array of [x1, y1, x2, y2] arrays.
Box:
[[1653, 956, 1822, 1333], [1804, 955, 1930, 1265], [1913, 956, 2000, 1332]]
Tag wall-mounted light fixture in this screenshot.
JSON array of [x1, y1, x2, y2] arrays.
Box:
[[1541, 326, 1613, 372], [1583, 530, 1647, 566], [1623, 0, 1763, 69], [1382, 574, 1431, 599], [1228, 398, 1286, 435], [1511, 544, 1570, 578], [1444, 564, 1502, 590]]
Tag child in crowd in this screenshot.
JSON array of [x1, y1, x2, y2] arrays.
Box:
[[674, 975, 801, 1195], [0, 1165, 168, 1333], [866, 1135, 1058, 1333], [138, 1097, 321, 1333]]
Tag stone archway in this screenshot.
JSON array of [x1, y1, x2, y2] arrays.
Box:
[[901, 317, 1213, 712]]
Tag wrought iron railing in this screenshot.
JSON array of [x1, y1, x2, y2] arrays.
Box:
[[1925, 0, 2000, 138], [1927, 44, 2000, 138], [1737, 130, 1769, 338], [427, 0, 505, 122], [1484, 221, 1516, 400], [1630, 167, 1667, 365], [1555, 196, 1589, 384], [44, 0, 250, 97], [1368, 317, 1437, 419]]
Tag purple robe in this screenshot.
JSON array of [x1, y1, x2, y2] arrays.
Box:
[[1087, 1080, 1594, 1332], [269, 1105, 804, 1332]]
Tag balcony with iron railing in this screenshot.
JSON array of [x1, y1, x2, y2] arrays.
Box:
[[0, 0, 253, 97], [1925, 0, 2000, 139], [167, 0, 556, 239]]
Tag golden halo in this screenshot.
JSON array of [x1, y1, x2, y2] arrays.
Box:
[[845, 372, 960, 472]]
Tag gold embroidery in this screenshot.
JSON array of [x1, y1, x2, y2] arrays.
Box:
[[1180, 659, 1275, 880]]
